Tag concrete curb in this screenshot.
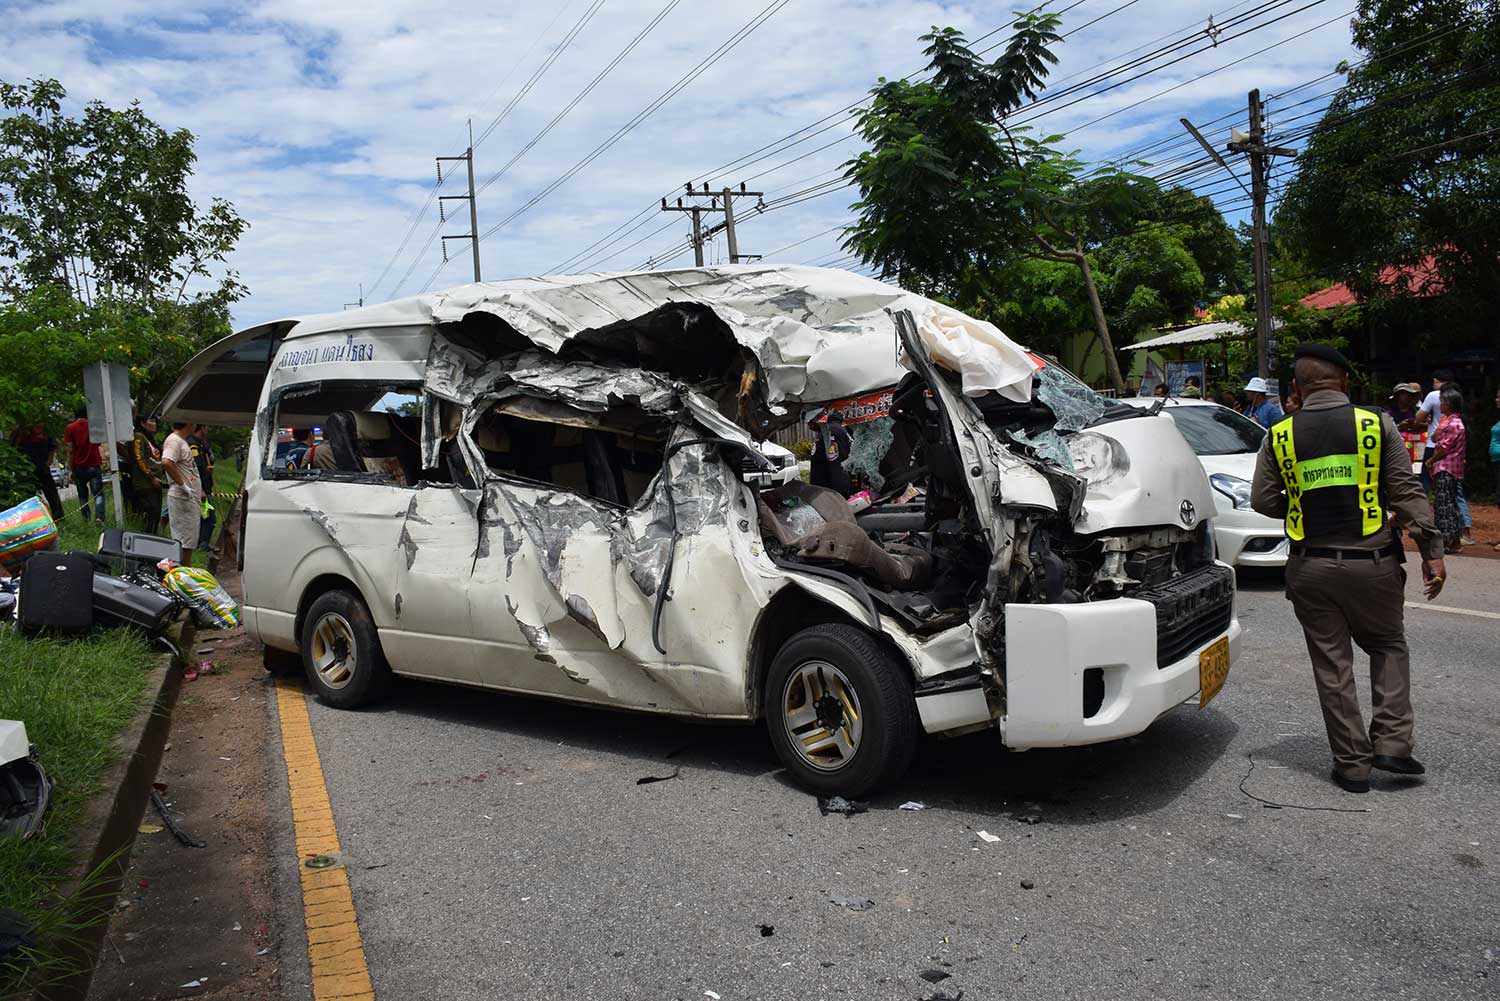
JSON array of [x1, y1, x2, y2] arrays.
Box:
[[33, 618, 193, 1001]]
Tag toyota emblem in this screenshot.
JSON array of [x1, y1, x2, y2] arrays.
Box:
[[1179, 499, 1198, 526]]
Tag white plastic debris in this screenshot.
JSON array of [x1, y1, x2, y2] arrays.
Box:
[[705, 991, 722, 1000], [899, 801, 927, 811], [179, 980, 203, 988], [977, 830, 1001, 843]]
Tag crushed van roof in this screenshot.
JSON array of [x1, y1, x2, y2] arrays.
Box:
[[273, 265, 1040, 406]]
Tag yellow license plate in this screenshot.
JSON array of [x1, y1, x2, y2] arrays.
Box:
[[1198, 636, 1230, 708]]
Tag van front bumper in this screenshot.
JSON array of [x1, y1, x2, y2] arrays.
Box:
[[999, 575, 1242, 749]]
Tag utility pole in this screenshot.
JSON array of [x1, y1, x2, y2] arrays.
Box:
[[1229, 89, 1296, 379], [437, 144, 482, 282], [1184, 91, 1296, 380], [659, 182, 764, 266], [343, 283, 363, 310]]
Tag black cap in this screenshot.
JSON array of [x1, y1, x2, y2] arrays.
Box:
[[1293, 342, 1352, 372]]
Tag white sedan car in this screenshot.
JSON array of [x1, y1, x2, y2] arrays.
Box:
[[1120, 397, 1288, 567]]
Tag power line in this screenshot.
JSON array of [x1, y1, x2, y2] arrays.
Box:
[[478, 0, 792, 244], [474, 0, 682, 199], [471, 0, 610, 150]]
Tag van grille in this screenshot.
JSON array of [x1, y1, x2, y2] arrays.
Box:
[[1135, 564, 1234, 667]]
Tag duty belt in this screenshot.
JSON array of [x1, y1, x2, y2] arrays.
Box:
[[1289, 543, 1401, 561]]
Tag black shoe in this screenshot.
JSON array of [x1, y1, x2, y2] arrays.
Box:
[[1372, 754, 1426, 775], [1331, 770, 1369, 794]]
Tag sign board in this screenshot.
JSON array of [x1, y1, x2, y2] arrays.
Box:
[[81, 362, 131, 526], [1165, 360, 1206, 397], [810, 388, 895, 426], [82, 363, 132, 445]]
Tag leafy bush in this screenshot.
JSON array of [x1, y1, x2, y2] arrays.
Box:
[[0, 440, 37, 510], [789, 439, 815, 461]]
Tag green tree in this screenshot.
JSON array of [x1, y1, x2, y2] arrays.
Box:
[[0, 78, 247, 305], [0, 78, 246, 435], [843, 16, 1158, 392], [1276, 0, 1500, 304]]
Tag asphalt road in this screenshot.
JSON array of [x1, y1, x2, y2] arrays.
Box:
[[276, 556, 1500, 1001]]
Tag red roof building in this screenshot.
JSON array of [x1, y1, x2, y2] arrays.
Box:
[[1300, 256, 1446, 309]]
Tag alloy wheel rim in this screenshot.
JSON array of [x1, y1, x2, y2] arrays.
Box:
[[311, 612, 357, 690], [781, 660, 863, 772]]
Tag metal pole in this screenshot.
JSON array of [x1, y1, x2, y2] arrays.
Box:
[[691, 208, 704, 267], [1249, 89, 1271, 380], [721, 188, 740, 264], [98, 362, 126, 527], [465, 147, 482, 282]]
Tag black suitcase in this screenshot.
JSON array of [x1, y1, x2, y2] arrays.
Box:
[[18, 553, 95, 635], [91, 573, 177, 634], [98, 528, 182, 574]]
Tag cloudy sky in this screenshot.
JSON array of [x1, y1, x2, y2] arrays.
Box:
[[2, 0, 1357, 328]]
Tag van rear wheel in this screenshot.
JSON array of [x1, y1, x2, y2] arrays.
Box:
[[300, 589, 391, 708], [765, 623, 917, 797]]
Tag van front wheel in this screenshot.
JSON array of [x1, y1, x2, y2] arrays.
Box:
[[300, 590, 391, 708], [765, 623, 918, 797]]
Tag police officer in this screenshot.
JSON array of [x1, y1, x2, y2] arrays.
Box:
[[1251, 344, 1446, 794]]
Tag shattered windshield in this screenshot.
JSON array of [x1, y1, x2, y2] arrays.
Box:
[[1167, 405, 1266, 455], [1033, 363, 1111, 432]]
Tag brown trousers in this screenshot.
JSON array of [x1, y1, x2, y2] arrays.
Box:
[[1284, 552, 1415, 780]]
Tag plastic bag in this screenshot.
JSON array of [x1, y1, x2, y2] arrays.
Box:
[[0, 498, 57, 574], [163, 566, 240, 629]]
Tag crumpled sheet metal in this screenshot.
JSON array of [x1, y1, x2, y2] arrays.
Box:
[[278, 264, 1040, 406], [480, 427, 736, 652]]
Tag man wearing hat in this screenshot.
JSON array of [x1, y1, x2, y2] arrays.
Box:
[[1251, 344, 1446, 794], [1387, 382, 1425, 471], [1241, 377, 1283, 428]]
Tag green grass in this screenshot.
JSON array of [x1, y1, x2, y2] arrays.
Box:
[[0, 627, 157, 986]]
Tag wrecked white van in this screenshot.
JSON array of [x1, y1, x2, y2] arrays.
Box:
[[162, 266, 1240, 795]]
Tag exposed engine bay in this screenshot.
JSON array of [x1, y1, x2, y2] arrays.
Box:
[[756, 334, 1228, 681]]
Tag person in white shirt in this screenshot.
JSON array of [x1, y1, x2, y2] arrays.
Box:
[[161, 421, 205, 564]]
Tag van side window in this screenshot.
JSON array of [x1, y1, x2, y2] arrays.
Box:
[[272, 385, 457, 486], [469, 403, 665, 506]]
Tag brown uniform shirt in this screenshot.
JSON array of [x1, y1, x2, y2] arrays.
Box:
[[1250, 388, 1443, 560]]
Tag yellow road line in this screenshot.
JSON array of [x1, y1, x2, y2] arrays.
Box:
[[276, 679, 376, 1001]]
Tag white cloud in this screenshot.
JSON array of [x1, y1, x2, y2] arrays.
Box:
[[1, 0, 1356, 327]]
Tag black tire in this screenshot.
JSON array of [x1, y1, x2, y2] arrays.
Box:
[[300, 589, 391, 708], [764, 623, 918, 797], [262, 644, 303, 676]]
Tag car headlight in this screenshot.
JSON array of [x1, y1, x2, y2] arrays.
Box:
[[1209, 473, 1253, 510]]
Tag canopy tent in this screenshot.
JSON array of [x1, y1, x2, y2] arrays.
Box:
[[1121, 319, 1274, 352]]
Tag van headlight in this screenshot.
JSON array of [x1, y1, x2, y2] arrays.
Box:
[[1209, 473, 1253, 510]]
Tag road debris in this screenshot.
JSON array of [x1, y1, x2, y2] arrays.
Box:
[[921, 989, 964, 1001], [899, 801, 927, 811], [1020, 879, 1035, 890], [918, 969, 952, 982], [976, 830, 1000, 843], [636, 767, 681, 786], [179, 979, 205, 988], [759, 924, 775, 937], [151, 789, 206, 848], [1015, 813, 1042, 825], [138, 823, 163, 834], [829, 895, 875, 911], [704, 991, 721, 999], [819, 796, 869, 817]]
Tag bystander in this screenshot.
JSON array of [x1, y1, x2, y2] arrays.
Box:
[[161, 421, 204, 565], [11, 422, 65, 523], [63, 406, 106, 523]]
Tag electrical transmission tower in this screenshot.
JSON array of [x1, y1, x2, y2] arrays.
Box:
[[659, 182, 765, 266]]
